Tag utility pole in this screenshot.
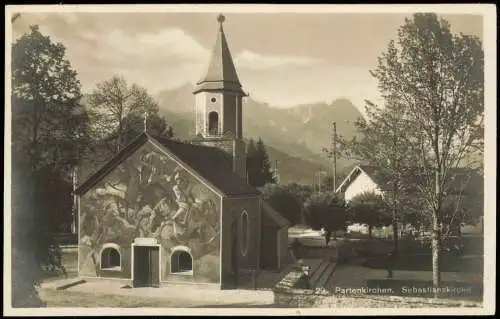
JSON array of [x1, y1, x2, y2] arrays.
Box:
[[319, 167, 322, 193], [274, 159, 280, 184], [71, 166, 78, 235], [322, 121, 339, 192], [332, 121, 337, 192], [144, 110, 149, 133]]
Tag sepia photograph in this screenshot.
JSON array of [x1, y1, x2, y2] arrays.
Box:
[[4, 4, 496, 316]]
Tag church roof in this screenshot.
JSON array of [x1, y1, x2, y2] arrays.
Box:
[[74, 132, 260, 197], [193, 14, 246, 96], [262, 201, 292, 229], [336, 164, 483, 197]]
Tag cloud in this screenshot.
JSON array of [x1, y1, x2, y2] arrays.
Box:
[[234, 50, 321, 70], [10, 12, 380, 114], [101, 28, 209, 63]]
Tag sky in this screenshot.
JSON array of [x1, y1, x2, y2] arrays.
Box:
[[10, 10, 483, 112]]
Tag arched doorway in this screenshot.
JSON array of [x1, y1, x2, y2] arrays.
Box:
[[208, 111, 219, 135], [171, 249, 193, 274], [100, 245, 121, 270]]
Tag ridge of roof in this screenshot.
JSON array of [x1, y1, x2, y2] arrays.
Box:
[[336, 164, 483, 194], [74, 132, 150, 195], [262, 201, 292, 228], [75, 133, 260, 197]]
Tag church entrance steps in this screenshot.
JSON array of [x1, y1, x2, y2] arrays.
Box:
[[253, 263, 296, 290], [273, 258, 338, 291], [308, 260, 330, 286], [314, 262, 337, 290]]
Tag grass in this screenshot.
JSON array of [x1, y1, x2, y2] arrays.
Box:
[[362, 252, 483, 273]]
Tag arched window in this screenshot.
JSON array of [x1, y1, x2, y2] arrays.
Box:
[[208, 111, 219, 136], [241, 211, 249, 256], [100, 244, 121, 270], [170, 246, 193, 275]]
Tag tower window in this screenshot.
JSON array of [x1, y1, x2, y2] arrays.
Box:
[[211, 97, 217, 103], [208, 111, 219, 136]]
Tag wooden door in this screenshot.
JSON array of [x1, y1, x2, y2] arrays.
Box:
[[133, 246, 148, 287], [133, 246, 160, 287], [148, 247, 160, 288]]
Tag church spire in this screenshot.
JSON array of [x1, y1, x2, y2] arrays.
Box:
[[193, 14, 246, 96]]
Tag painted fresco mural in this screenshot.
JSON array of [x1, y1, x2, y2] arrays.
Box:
[[78, 142, 221, 283]]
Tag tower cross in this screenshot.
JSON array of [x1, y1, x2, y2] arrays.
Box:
[[217, 14, 225, 30]]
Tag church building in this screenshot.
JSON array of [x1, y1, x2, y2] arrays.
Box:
[[74, 14, 290, 289]]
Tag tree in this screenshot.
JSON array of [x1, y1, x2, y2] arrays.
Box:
[[322, 175, 335, 192], [11, 162, 46, 307], [315, 174, 334, 193], [303, 193, 347, 245], [337, 99, 416, 254], [286, 183, 314, 205], [246, 137, 275, 187], [11, 12, 21, 24], [370, 13, 484, 290], [255, 138, 276, 186], [260, 184, 303, 225], [347, 192, 392, 238], [11, 25, 89, 306], [439, 168, 484, 238], [11, 25, 90, 174], [86, 76, 173, 153], [246, 138, 258, 184]]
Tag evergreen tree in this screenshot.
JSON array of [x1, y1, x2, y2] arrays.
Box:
[[247, 138, 276, 187], [256, 138, 276, 186], [246, 138, 258, 185]]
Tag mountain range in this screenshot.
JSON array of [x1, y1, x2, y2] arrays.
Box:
[[154, 83, 364, 185]]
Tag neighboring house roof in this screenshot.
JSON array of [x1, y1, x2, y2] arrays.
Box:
[[74, 132, 260, 197], [262, 201, 292, 229], [193, 15, 246, 96], [336, 164, 483, 197]]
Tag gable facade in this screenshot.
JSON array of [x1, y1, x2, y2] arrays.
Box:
[[343, 170, 383, 202], [78, 140, 222, 285]]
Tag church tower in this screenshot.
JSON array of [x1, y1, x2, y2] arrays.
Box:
[[192, 14, 247, 180]]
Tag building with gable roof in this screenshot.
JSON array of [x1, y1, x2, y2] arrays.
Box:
[[336, 165, 483, 234], [74, 15, 290, 289]]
